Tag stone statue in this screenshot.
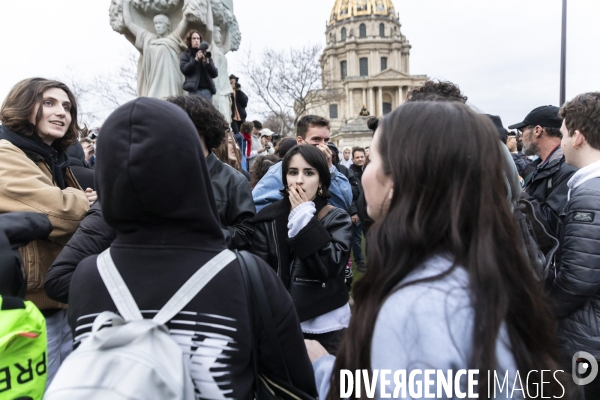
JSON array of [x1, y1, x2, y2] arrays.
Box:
[[109, 0, 214, 99], [208, 0, 241, 121], [359, 104, 370, 117], [121, 0, 189, 98], [211, 26, 233, 122]]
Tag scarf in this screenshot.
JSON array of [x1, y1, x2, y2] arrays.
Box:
[[241, 131, 252, 157], [0, 126, 69, 189]]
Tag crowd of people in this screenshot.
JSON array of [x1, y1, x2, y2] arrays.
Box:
[[1, 74, 600, 400]]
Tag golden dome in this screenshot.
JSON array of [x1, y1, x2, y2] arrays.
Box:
[[329, 0, 396, 24]]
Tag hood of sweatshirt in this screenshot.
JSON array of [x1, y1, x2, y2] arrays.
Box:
[[95, 97, 224, 247]]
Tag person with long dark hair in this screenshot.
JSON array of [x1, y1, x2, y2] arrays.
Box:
[[306, 101, 569, 399], [252, 145, 352, 353], [0, 78, 91, 385]]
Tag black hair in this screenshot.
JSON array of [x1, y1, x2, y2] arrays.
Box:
[[280, 145, 331, 199], [167, 95, 228, 150], [406, 79, 468, 104], [252, 120, 263, 130]]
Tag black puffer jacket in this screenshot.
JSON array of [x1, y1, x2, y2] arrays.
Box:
[[180, 49, 218, 94], [251, 197, 352, 322], [549, 175, 600, 359], [524, 147, 577, 236], [45, 155, 256, 303]]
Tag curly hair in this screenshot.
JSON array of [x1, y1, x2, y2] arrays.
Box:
[[559, 92, 600, 150], [184, 29, 203, 49], [406, 79, 468, 104], [167, 95, 228, 150], [0, 77, 80, 153], [250, 154, 279, 189]]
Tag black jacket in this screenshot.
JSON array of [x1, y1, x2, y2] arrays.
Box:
[[524, 147, 577, 236], [180, 49, 218, 94], [45, 154, 256, 304], [549, 176, 600, 359], [251, 197, 352, 322], [230, 90, 248, 122], [349, 163, 364, 182], [64, 98, 316, 398], [0, 212, 52, 297], [206, 152, 255, 250], [66, 142, 95, 190], [511, 152, 529, 177]]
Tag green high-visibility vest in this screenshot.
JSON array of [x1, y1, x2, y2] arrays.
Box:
[[0, 296, 47, 400]]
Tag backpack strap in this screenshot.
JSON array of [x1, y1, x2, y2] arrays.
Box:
[[316, 205, 335, 221], [97, 249, 143, 321], [98, 248, 236, 325], [153, 249, 236, 325]]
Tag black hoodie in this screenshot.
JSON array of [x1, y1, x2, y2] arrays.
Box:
[[67, 98, 316, 399]]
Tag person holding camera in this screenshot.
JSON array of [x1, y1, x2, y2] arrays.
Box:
[[180, 30, 218, 101], [230, 74, 248, 134], [260, 129, 275, 156]]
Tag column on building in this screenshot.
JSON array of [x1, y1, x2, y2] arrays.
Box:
[[369, 87, 375, 115], [377, 86, 383, 116], [346, 86, 350, 118], [398, 86, 403, 105], [362, 89, 367, 108], [349, 87, 354, 117]]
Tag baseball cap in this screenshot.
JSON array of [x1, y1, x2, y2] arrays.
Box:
[[508, 106, 562, 130], [259, 128, 275, 137]]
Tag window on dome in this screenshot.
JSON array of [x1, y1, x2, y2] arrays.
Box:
[[340, 61, 347, 80], [359, 58, 368, 76], [359, 24, 367, 38], [341, 28, 346, 41], [379, 23, 385, 37]]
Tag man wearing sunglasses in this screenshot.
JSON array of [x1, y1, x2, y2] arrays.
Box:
[[509, 105, 577, 236]]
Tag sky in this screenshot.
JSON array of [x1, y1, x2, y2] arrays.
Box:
[[0, 0, 599, 128]]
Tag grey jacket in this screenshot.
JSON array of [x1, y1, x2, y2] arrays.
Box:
[[312, 256, 520, 399], [549, 162, 600, 359]]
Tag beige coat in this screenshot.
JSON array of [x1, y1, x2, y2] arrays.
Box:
[[0, 139, 89, 310]]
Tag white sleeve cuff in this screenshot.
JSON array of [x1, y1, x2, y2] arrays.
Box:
[[288, 201, 316, 238]]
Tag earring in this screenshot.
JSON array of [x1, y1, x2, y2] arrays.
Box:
[[318, 187, 323, 196]]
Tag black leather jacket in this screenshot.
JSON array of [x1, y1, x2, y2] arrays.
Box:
[[251, 198, 352, 322], [205, 153, 255, 250], [549, 176, 600, 359], [180, 49, 218, 94]]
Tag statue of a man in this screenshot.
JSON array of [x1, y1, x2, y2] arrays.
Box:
[[122, 0, 189, 99], [211, 26, 233, 123]]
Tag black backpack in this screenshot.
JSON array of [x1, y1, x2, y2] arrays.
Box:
[[513, 198, 559, 282]]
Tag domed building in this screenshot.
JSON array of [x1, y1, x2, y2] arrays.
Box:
[[308, 0, 427, 149]]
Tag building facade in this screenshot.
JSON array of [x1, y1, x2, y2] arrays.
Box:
[[309, 0, 427, 149]]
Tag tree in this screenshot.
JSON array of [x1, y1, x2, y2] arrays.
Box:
[[58, 50, 138, 128], [243, 44, 342, 136]]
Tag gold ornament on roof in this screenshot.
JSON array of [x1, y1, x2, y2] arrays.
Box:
[[329, 0, 396, 24]]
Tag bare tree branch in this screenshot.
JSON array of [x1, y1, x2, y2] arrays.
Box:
[[242, 44, 342, 137]]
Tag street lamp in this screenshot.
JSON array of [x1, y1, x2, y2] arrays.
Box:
[[560, 0, 567, 105]]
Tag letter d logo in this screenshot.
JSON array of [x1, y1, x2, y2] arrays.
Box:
[[572, 351, 598, 386]]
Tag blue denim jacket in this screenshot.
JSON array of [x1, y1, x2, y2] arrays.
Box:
[[252, 161, 352, 212]]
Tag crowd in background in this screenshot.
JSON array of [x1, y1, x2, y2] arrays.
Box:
[[1, 74, 600, 400]]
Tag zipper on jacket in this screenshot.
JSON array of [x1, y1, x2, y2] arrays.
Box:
[[294, 277, 326, 288]]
